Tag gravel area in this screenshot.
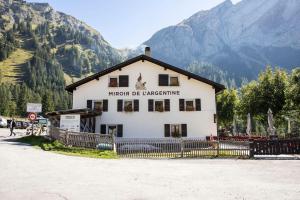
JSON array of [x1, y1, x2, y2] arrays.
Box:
[[0, 128, 300, 200]]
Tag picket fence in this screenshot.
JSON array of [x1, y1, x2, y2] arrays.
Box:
[[49, 127, 250, 158]]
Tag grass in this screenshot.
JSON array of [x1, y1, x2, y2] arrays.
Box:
[[16, 135, 118, 159], [0, 48, 33, 84]]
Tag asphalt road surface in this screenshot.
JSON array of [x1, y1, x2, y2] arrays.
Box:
[[0, 128, 300, 200]]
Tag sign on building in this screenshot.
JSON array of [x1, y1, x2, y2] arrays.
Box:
[[26, 103, 42, 113], [60, 114, 80, 132]]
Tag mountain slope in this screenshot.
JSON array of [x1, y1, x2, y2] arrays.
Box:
[[141, 0, 300, 85], [0, 0, 122, 80]]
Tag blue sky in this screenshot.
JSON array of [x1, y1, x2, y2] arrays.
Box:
[[27, 0, 241, 49]]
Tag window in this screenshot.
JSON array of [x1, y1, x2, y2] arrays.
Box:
[[179, 99, 201, 111], [117, 99, 139, 112], [171, 124, 181, 138], [93, 101, 103, 112], [164, 124, 187, 138], [170, 76, 179, 86], [100, 124, 123, 137], [109, 75, 129, 87], [149, 99, 170, 112], [87, 99, 108, 112], [124, 100, 133, 112], [155, 100, 164, 112], [185, 100, 195, 111], [159, 74, 179, 86], [109, 77, 118, 87]]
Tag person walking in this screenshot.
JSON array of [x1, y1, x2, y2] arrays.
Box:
[[9, 118, 16, 136]]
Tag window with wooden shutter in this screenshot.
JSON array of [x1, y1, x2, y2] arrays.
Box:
[[158, 74, 169, 86], [103, 99, 108, 112], [155, 100, 164, 112], [87, 100, 93, 109], [117, 124, 123, 137], [100, 124, 106, 134], [148, 99, 154, 112], [109, 77, 118, 87], [117, 100, 123, 112], [179, 99, 185, 111], [119, 75, 129, 87], [93, 101, 103, 112], [164, 99, 170, 111], [181, 124, 187, 137], [195, 99, 201, 111], [164, 124, 170, 137], [133, 99, 139, 112]]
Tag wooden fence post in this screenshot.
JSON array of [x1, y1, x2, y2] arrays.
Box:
[[112, 133, 116, 153], [217, 140, 220, 157], [249, 140, 254, 158], [66, 130, 69, 146], [180, 138, 184, 158]]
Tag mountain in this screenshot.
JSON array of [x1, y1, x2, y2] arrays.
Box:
[[140, 0, 300, 85], [0, 0, 122, 82], [0, 0, 122, 116]]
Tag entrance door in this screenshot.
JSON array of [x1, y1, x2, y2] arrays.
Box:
[[108, 125, 117, 136]]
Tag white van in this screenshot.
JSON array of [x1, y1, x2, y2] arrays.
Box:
[[0, 116, 8, 128]]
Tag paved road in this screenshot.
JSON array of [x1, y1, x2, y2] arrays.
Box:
[[0, 128, 300, 200]]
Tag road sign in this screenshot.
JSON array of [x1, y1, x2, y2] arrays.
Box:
[[28, 112, 37, 121], [27, 103, 42, 113]]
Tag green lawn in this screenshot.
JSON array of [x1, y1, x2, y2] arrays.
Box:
[[16, 136, 118, 159]]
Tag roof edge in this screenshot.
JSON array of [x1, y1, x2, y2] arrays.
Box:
[[65, 55, 225, 93]]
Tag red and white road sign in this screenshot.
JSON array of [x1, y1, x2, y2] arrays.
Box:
[[28, 112, 37, 121]]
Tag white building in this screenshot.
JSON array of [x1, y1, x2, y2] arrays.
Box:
[[57, 48, 225, 138]]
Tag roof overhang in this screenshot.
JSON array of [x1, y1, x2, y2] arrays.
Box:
[[65, 55, 226, 93], [46, 108, 101, 118]]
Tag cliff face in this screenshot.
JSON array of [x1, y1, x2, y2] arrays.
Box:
[[141, 0, 300, 83]]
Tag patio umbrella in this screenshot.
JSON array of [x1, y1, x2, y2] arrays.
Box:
[[287, 117, 291, 134], [246, 113, 251, 136], [232, 116, 237, 136], [267, 108, 276, 136]]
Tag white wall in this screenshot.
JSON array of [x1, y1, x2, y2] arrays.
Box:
[[72, 60, 217, 138]]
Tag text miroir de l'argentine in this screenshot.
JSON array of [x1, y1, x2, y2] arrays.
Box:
[[108, 90, 180, 96]]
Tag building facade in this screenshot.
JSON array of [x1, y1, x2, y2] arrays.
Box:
[[66, 49, 225, 139]]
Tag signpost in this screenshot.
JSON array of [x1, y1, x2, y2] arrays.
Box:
[[60, 114, 80, 132], [27, 103, 42, 135], [26, 103, 42, 113]]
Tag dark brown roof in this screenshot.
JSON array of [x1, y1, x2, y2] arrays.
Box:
[[65, 55, 225, 93], [46, 108, 101, 118]]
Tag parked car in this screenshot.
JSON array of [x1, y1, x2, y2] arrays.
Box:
[[0, 116, 7, 128], [96, 143, 113, 150], [119, 144, 160, 152]]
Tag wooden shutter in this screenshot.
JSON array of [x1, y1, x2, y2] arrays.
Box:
[[117, 125, 123, 137], [119, 75, 129, 87], [87, 100, 93, 109], [158, 74, 169, 86], [179, 99, 185, 111], [164, 99, 170, 111], [181, 124, 187, 137], [117, 100, 123, 112], [148, 99, 154, 112], [100, 124, 106, 134], [134, 99, 139, 112], [103, 99, 108, 112], [195, 99, 201, 111], [164, 124, 170, 137]]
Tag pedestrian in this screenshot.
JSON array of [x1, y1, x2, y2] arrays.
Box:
[[9, 118, 16, 136]]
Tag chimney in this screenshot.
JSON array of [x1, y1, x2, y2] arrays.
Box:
[[145, 47, 151, 57]]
